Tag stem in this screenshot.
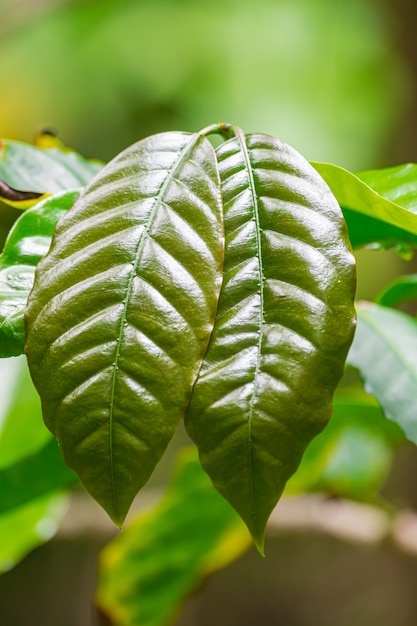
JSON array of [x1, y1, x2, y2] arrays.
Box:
[[198, 122, 236, 140]]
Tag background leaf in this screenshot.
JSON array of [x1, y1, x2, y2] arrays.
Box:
[[0, 138, 101, 207], [0, 356, 73, 572], [340, 208, 417, 254], [347, 302, 417, 444], [0, 439, 77, 517], [186, 130, 356, 552], [358, 163, 417, 211], [312, 162, 417, 251], [0, 355, 77, 517], [0, 189, 80, 357], [96, 447, 250, 626], [377, 274, 417, 308], [0, 356, 50, 467], [25, 131, 224, 526], [287, 388, 403, 499]]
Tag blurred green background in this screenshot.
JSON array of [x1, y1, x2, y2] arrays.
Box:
[[0, 0, 413, 169], [2, 0, 417, 624]]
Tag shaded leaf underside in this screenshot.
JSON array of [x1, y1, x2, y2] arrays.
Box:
[[377, 274, 417, 308], [312, 162, 417, 250]]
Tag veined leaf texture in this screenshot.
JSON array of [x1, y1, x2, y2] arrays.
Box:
[[25, 131, 224, 526], [186, 130, 356, 550], [25, 126, 356, 546]]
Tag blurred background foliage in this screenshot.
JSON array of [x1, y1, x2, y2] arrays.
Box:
[[0, 0, 413, 169], [2, 0, 417, 625]]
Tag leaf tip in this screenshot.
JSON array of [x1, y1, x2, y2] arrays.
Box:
[[105, 507, 127, 530], [247, 518, 267, 556], [253, 536, 266, 557]]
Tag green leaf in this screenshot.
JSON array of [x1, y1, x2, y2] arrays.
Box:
[[0, 355, 77, 515], [0, 189, 80, 357], [0, 355, 73, 573], [0, 356, 50, 468], [347, 302, 417, 444], [358, 163, 417, 211], [25, 131, 224, 527], [377, 274, 417, 308], [0, 439, 77, 516], [287, 388, 402, 499], [340, 208, 417, 255], [186, 130, 356, 552], [96, 447, 250, 626], [312, 162, 417, 251], [0, 492, 68, 574], [0, 138, 102, 207]]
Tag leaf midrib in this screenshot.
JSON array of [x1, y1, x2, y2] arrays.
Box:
[[107, 132, 201, 518], [234, 131, 265, 532]]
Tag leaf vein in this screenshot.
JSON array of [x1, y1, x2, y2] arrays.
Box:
[[108, 132, 201, 515], [234, 129, 264, 529]]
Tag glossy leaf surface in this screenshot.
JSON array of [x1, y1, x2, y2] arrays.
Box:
[[312, 162, 417, 251], [287, 388, 401, 499], [186, 131, 356, 551], [0, 190, 79, 357], [25, 131, 224, 526], [358, 163, 417, 211], [96, 448, 250, 626], [348, 302, 417, 444], [0, 138, 101, 207]]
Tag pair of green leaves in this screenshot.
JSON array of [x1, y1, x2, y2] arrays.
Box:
[[23, 124, 356, 552]]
